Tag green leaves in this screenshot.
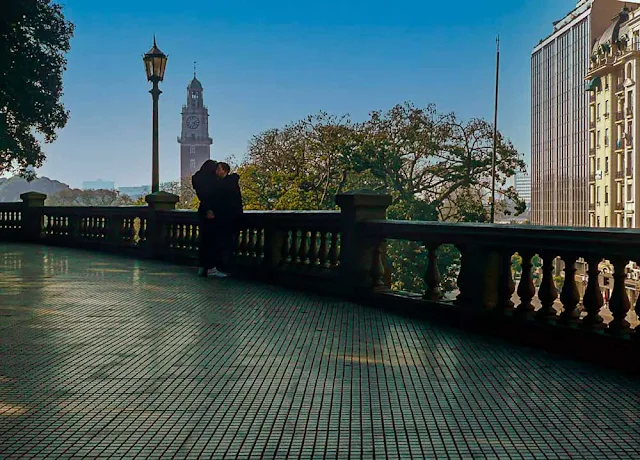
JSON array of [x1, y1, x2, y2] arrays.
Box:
[[0, 1, 74, 175]]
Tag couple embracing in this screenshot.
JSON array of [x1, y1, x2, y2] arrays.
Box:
[[192, 160, 243, 278]]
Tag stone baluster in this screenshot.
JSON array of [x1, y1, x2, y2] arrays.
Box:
[[329, 232, 340, 267], [496, 250, 516, 313], [298, 229, 310, 265], [308, 230, 319, 266], [248, 228, 257, 258], [516, 251, 536, 317], [423, 243, 442, 301], [607, 256, 631, 336], [318, 232, 329, 268], [138, 218, 147, 243], [581, 255, 605, 331], [536, 253, 558, 321], [290, 228, 300, 265], [281, 230, 291, 266], [559, 254, 581, 325], [254, 229, 264, 262]]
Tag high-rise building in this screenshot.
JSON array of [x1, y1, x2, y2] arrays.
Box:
[[515, 172, 531, 205], [586, 5, 640, 228], [178, 72, 212, 186], [531, 0, 623, 226]]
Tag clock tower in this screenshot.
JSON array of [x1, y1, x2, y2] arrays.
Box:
[[178, 71, 212, 186]]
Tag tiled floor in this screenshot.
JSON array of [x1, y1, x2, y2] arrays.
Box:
[[0, 243, 639, 459]]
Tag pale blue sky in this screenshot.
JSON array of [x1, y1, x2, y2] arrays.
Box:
[[34, 0, 578, 188]]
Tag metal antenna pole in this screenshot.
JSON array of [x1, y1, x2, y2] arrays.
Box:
[[491, 35, 500, 224]]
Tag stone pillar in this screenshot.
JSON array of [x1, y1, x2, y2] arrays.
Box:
[[144, 191, 179, 259], [335, 191, 392, 296], [20, 192, 46, 243]]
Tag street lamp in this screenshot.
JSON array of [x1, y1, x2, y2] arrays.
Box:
[[143, 36, 168, 193]]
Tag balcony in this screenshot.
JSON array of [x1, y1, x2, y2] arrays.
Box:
[[615, 202, 625, 211], [615, 170, 625, 180], [589, 121, 596, 130], [615, 140, 624, 151], [1, 192, 640, 457], [628, 167, 634, 177], [589, 203, 596, 210], [589, 148, 596, 157], [616, 82, 625, 94], [627, 107, 634, 117], [589, 92, 596, 103], [589, 173, 596, 182], [616, 110, 624, 121]]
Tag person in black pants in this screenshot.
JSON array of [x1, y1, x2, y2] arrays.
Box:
[[192, 160, 220, 277], [211, 162, 243, 274]]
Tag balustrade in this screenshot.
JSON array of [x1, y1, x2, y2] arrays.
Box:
[[2, 190, 640, 372]]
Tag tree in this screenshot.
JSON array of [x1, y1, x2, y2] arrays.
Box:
[[238, 102, 527, 294], [0, 1, 75, 178], [241, 112, 358, 210], [46, 189, 132, 206]]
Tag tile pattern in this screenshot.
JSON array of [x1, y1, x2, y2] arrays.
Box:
[[0, 243, 639, 459]]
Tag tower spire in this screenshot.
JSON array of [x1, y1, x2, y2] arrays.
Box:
[[193, 61, 197, 78]]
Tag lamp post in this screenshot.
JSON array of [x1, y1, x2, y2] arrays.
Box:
[[143, 36, 168, 193]]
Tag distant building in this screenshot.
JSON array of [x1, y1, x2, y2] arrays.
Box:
[[82, 179, 115, 190], [178, 71, 212, 188], [530, 0, 624, 227], [515, 172, 531, 205], [117, 185, 151, 200]]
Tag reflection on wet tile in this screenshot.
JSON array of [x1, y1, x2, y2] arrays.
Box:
[[0, 242, 638, 458]]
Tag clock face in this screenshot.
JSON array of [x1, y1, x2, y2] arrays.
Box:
[[186, 116, 200, 129]]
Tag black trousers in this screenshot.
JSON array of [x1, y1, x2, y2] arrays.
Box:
[[198, 218, 235, 270], [198, 217, 217, 270]]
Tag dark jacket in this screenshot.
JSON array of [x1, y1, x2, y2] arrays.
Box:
[[213, 173, 243, 227], [192, 170, 219, 218]]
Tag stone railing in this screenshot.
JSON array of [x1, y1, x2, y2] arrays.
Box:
[[2, 191, 639, 372]]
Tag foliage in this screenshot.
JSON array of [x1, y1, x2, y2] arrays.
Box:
[[46, 189, 132, 206], [238, 102, 526, 294], [0, 1, 74, 178], [159, 180, 198, 210]]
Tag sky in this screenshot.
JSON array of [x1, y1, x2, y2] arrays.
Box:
[[32, 0, 583, 188]]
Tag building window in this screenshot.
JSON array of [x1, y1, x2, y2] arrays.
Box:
[[597, 216, 601, 227], [605, 216, 608, 227], [597, 131, 601, 148], [605, 128, 609, 146], [597, 158, 601, 170], [190, 159, 196, 170], [628, 184, 633, 201], [189, 146, 196, 155], [597, 103, 601, 118], [605, 157, 609, 173], [597, 186, 601, 203], [628, 217, 633, 228], [628, 62, 633, 79], [605, 100, 609, 115], [605, 186, 609, 204]]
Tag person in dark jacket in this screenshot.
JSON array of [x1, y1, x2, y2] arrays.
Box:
[[192, 160, 221, 277], [211, 162, 243, 273]]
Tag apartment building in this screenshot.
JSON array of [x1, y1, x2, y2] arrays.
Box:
[[586, 5, 640, 228]]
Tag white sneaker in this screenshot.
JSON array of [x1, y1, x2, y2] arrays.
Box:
[[208, 268, 228, 278]]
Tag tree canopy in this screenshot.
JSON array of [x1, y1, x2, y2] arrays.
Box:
[[0, 0, 74, 178], [237, 102, 527, 293], [46, 189, 132, 207], [239, 102, 526, 221]]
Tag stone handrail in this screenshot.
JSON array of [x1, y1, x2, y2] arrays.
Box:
[[360, 219, 640, 336]]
